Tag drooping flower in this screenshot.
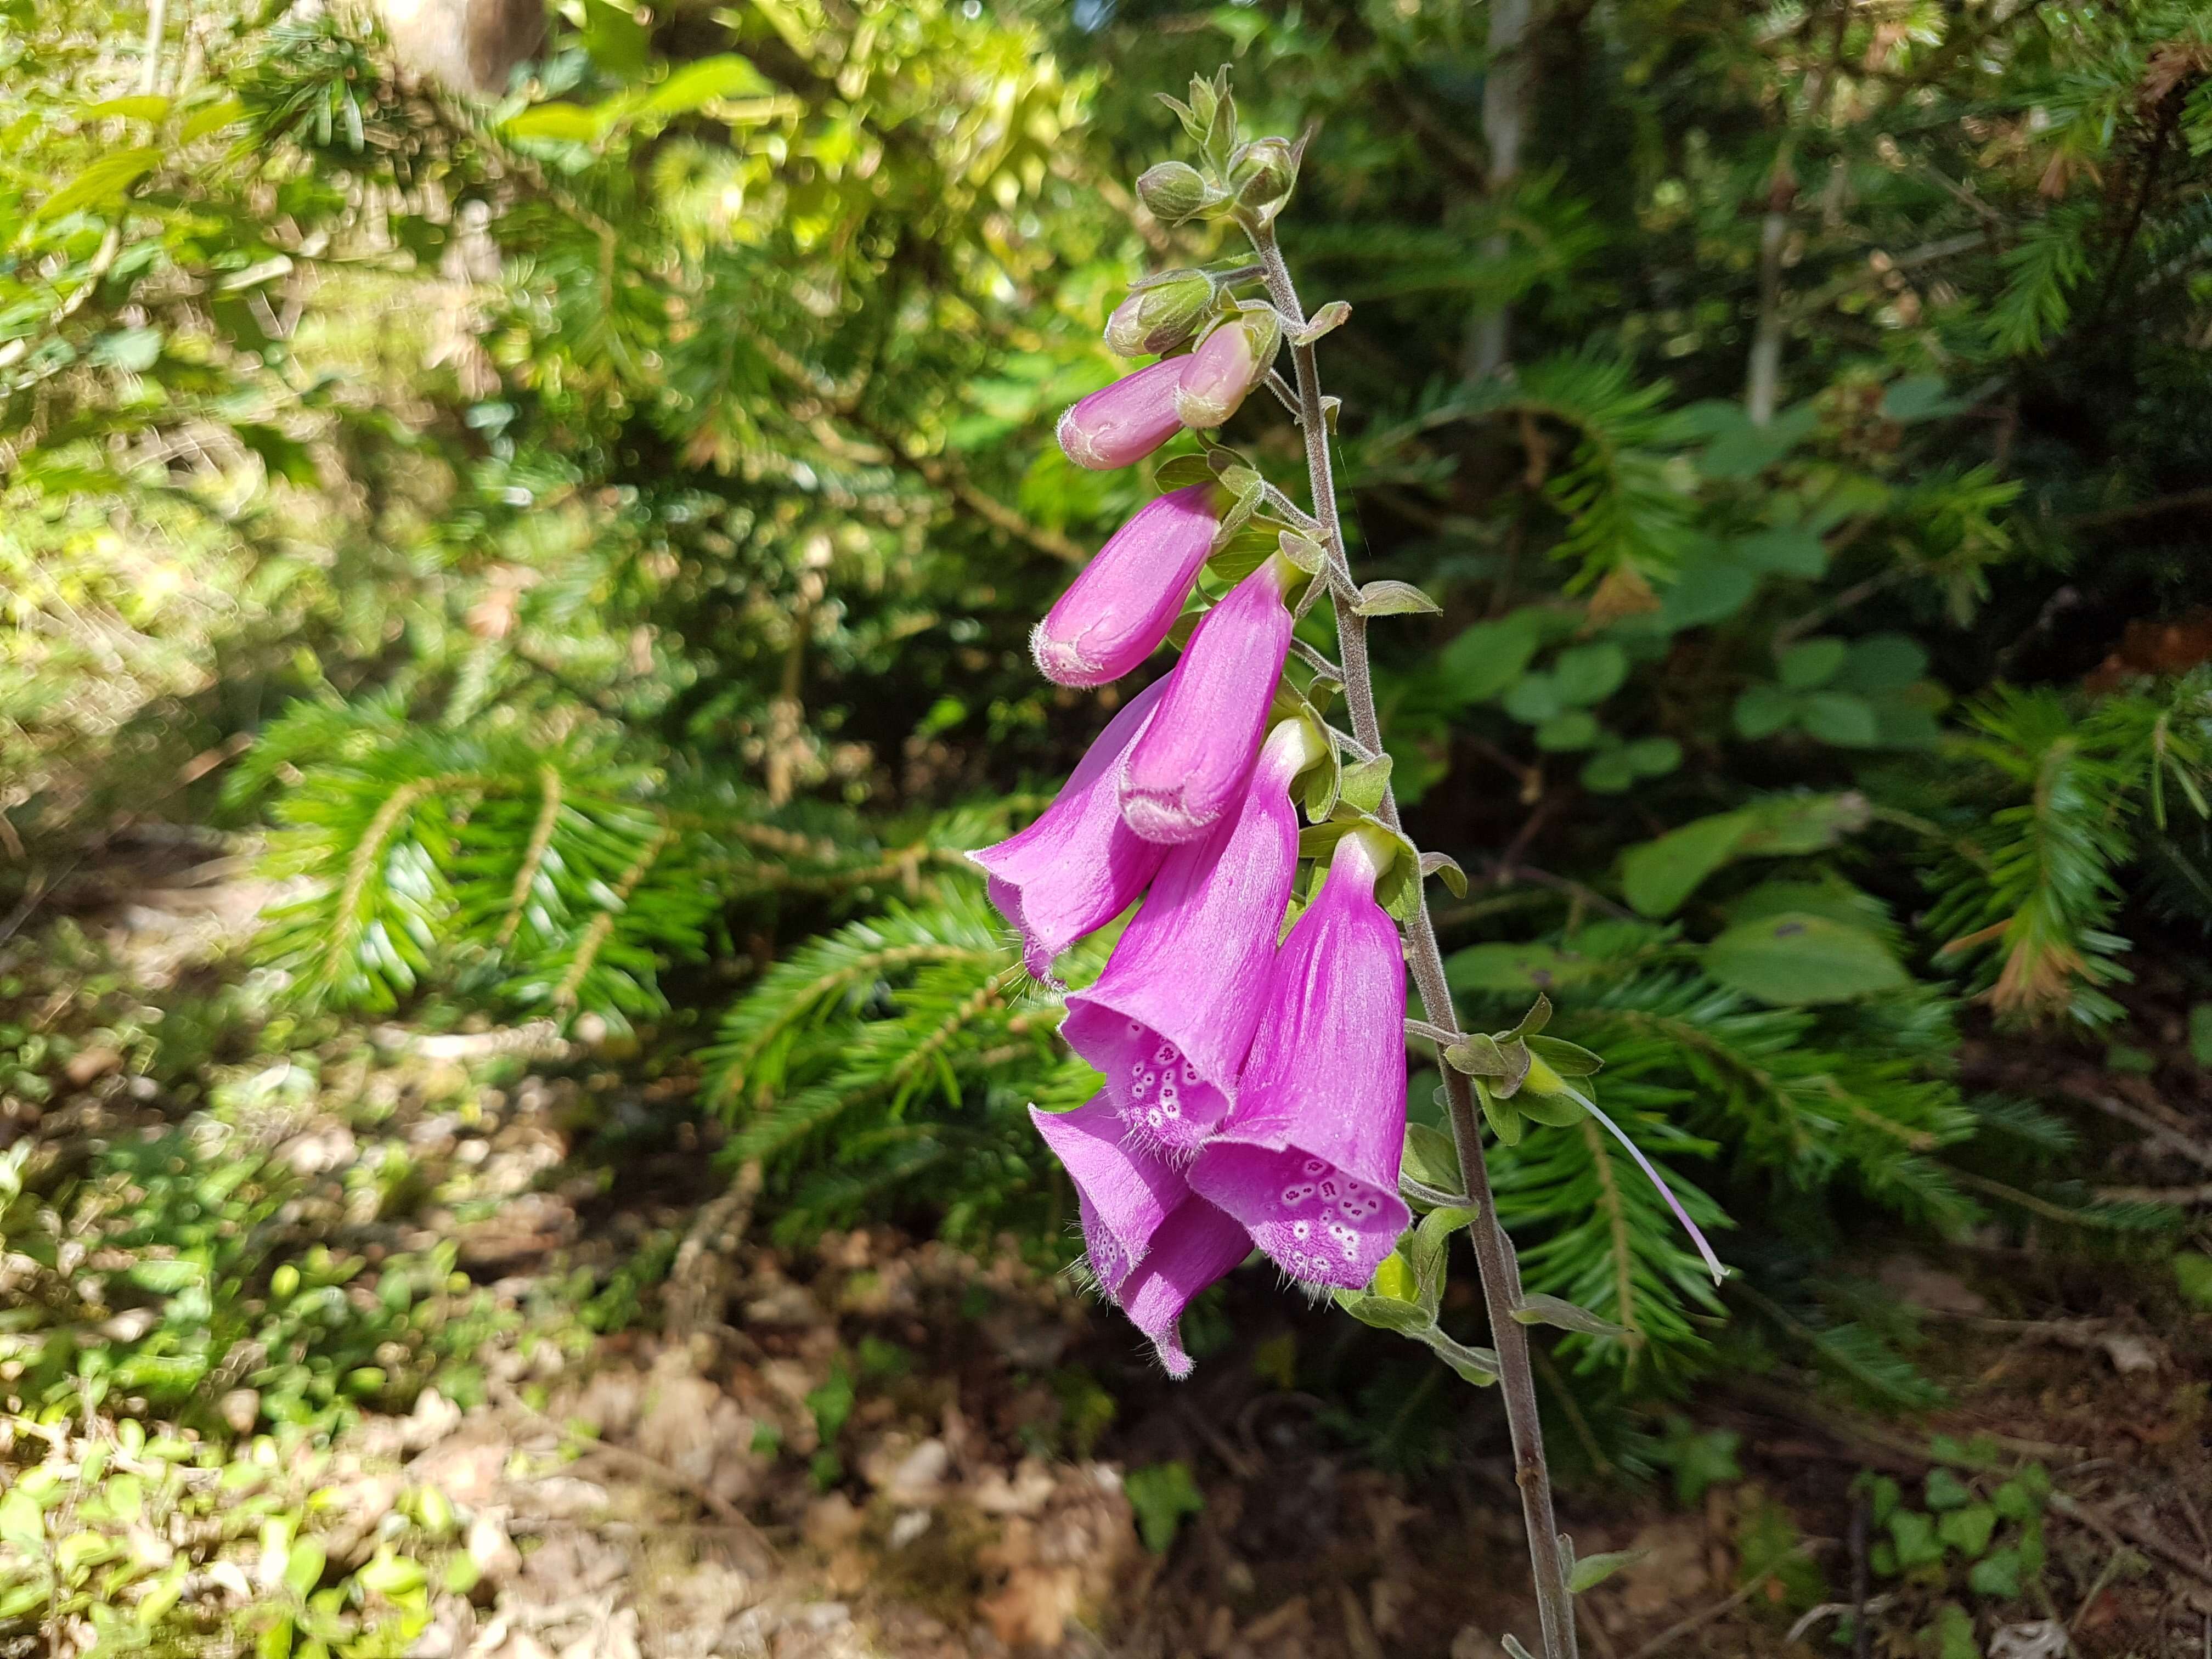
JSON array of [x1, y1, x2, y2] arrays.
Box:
[[1063, 719, 1324, 1159], [1033, 486, 1220, 689], [1119, 555, 1295, 844], [1173, 311, 1280, 430], [1118, 1193, 1254, 1378], [970, 678, 1170, 983], [1188, 828, 1412, 1291], [1058, 358, 1189, 471], [1027, 1094, 1188, 1299]]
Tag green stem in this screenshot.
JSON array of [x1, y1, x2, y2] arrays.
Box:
[[1248, 221, 1580, 1659]]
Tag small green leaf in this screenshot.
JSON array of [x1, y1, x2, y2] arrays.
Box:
[[1620, 811, 1753, 918], [1481, 1087, 1525, 1144], [1733, 527, 1827, 577], [1503, 673, 1564, 723], [1925, 1467, 1974, 1511], [1526, 1035, 1603, 1076], [1836, 634, 1927, 693], [1401, 1122, 1463, 1194], [1513, 1294, 1626, 1339], [35, 146, 161, 221], [1124, 1462, 1205, 1554], [1800, 692, 1881, 748], [2174, 1250, 2212, 1311], [1778, 637, 1848, 689], [1154, 453, 1216, 489], [1967, 1548, 2022, 1600], [1567, 1549, 1644, 1594], [1338, 754, 1393, 814], [1937, 1503, 1997, 1557], [1534, 710, 1600, 751], [1733, 683, 1800, 740], [1553, 643, 1628, 706], [1934, 1602, 1980, 1659], [1353, 579, 1441, 616], [1418, 850, 1468, 897], [1622, 736, 1682, 776], [1888, 1509, 1943, 1570]]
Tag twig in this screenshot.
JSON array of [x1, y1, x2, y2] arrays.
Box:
[[2067, 1089, 2212, 1175], [1252, 215, 1580, 1659]]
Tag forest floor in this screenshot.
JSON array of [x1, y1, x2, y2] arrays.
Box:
[[4, 845, 2210, 1659]]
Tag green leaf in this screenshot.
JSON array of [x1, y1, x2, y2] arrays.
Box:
[[1436, 610, 1545, 706], [1882, 376, 1969, 423], [1124, 1462, 1204, 1553], [1534, 711, 1600, 751], [1581, 749, 1637, 793], [1353, 579, 1442, 616], [1934, 1601, 1980, 1659], [1567, 1549, 1644, 1594], [642, 54, 774, 116], [285, 1539, 327, 1598], [1527, 1035, 1603, 1076], [1513, 1293, 1626, 1338], [1655, 1418, 1741, 1505], [1620, 810, 1753, 917], [1799, 692, 1881, 748], [83, 94, 171, 123], [1698, 403, 1818, 478], [1701, 912, 1908, 1006], [1836, 634, 1928, 693], [1553, 643, 1628, 706], [0, 1488, 44, 1548], [1967, 1548, 2022, 1600], [1924, 1467, 1973, 1511], [35, 146, 162, 221], [1733, 527, 1826, 578], [1888, 1509, 1943, 1570], [2175, 1251, 2212, 1311], [1778, 637, 1848, 690], [505, 103, 602, 142], [1733, 683, 1799, 740], [1503, 673, 1564, 723], [1622, 736, 1682, 776], [1333, 1289, 1435, 1333], [1937, 1504, 1997, 1557], [580, 0, 652, 76], [1659, 551, 1757, 627]]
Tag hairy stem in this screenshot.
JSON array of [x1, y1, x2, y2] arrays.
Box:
[[1249, 224, 1580, 1659]]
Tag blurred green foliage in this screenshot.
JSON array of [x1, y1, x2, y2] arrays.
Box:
[[4, 0, 2210, 1440]]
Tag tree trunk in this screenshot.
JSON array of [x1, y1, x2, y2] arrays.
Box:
[[1464, 0, 1532, 382], [376, 0, 545, 95]]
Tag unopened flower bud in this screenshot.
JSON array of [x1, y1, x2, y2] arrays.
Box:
[[1135, 161, 1211, 224], [1228, 137, 1297, 220], [1104, 270, 1217, 358], [1058, 358, 1188, 470], [1172, 311, 1280, 430]]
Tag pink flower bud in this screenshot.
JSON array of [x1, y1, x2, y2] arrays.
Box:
[[1187, 830, 1412, 1291], [969, 679, 1172, 983], [1173, 312, 1278, 430], [1119, 557, 1295, 844], [1064, 721, 1322, 1159], [1057, 358, 1188, 471], [1032, 486, 1220, 688]]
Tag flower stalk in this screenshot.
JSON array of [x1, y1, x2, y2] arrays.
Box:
[[1245, 217, 1583, 1659]]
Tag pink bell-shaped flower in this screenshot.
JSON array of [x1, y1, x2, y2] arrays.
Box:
[[1119, 1194, 1253, 1378], [1119, 556, 1295, 844], [1057, 358, 1189, 471], [1028, 1094, 1188, 1299], [970, 679, 1171, 983], [1188, 829, 1412, 1291], [1063, 719, 1324, 1159], [1033, 486, 1221, 689]]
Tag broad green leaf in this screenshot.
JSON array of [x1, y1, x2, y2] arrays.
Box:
[[1836, 634, 1928, 693], [1937, 1504, 1997, 1556], [1659, 551, 1757, 628], [1534, 710, 1600, 751], [1620, 810, 1752, 917], [1446, 942, 1615, 994], [1513, 1293, 1625, 1338], [1733, 683, 1798, 740], [1353, 579, 1441, 616], [505, 104, 602, 142], [1401, 1122, 1462, 1195], [1124, 1461, 1205, 1554], [1702, 912, 1908, 1006], [1436, 610, 1546, 704], [1503, 672, 1562, 723]]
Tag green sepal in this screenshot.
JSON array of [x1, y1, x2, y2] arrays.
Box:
[[1277, 529, 1330, 574], [1505, 994, 1553, 1039], [1331, 1286, 1432, 1335], [1290, 299, 1350, 346], [1210, 475, 1266, 550], [1338, 753, 1392, 815], [1402, 1121, 1463, 1197], [1527, 1034, 1603, 1076], [1205, 519, 1282, 584], [1153, 453, 1216, 489], [1514, 1088, 1588, 1128], [1478, 1079, 1525, 1144], [1427, 1333, 1501, 1387], [1419, 850, 1468, 896], [1409, 1204, 1477, 1312]]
